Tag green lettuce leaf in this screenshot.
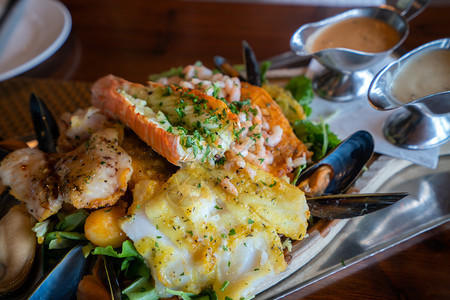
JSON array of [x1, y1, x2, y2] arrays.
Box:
[[285, 75, 314, 116], [55, 209, 88, 232], [93, 240, 140, 258], [45, 231, 86, 250], [92, 240, 150, 279], [292, 118, 340, 161], [122, 277, 158, 300]]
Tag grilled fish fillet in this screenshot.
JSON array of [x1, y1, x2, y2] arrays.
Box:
[[0, 128, 133, 221]]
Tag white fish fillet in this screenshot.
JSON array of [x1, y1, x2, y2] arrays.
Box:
[[121, 163, 309, 299]]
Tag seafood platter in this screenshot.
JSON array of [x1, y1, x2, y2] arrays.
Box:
[[0, 2, 449, 299]]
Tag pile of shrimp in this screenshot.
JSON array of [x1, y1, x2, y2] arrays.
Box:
[[157, 63, 311, 179]]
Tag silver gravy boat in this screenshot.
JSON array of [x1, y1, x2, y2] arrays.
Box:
[[290, 0, 429, 102], [368, 38, 450, 150]]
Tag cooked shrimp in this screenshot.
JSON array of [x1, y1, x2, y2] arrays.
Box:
[[220, 177, 239, 196], [240, 82, 312, 178], [91, 75, 239, 166], [263, 125, 283, 147]]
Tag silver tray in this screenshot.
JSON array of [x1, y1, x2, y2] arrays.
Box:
[[258, 145, 450, 299]]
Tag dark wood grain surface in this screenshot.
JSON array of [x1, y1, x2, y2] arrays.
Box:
[[16, 0, 450, 299]]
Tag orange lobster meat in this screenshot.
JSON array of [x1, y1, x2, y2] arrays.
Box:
[[91, 75, 239, 166]]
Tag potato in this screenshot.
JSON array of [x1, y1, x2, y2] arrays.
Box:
[[84, 207, 127, 248]]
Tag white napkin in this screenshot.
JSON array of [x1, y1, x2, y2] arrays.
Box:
[[306, 59, 440, 169]]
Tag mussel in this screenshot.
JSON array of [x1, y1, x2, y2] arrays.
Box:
[[296, 130, 407, 218], [27, 245, 86, 300], [296, 130, 374, 195], [29, 93, 60, 153], [0, 205, 37, 296], [242, 40, 261, 87], [214, 40, 262, 87], [0, 135, 39, 297]]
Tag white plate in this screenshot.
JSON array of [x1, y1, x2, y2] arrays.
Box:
[[0, 0, 71, 81]]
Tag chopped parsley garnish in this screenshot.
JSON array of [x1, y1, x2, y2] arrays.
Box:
[[175, 107, 185, 119], [162, 86, 173, 96], [220, 280, 230, 291]]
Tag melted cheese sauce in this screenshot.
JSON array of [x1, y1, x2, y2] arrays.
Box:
[[391, 49, 450, 103], [307, 17, 401, 53]]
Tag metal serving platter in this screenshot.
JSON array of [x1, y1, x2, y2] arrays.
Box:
[[1, 71, 448, 299], [259, 145, 450, 299]]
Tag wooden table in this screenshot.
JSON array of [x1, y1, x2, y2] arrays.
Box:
[[17, 0, 450, 298]]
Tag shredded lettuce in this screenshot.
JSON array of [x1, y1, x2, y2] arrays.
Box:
[[291, 163, 306, 185], [43, 210, 88, 250], [45, 231, 86, 250]]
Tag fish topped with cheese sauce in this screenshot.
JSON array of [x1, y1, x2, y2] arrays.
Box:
[[121, 162, 309, 299]]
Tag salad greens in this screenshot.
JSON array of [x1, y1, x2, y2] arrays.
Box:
[[33, 209, 88, 271], [91, 240, 150, 279], [282, 75, 340, 161], [35, 208, 217, 300], [292, 118, 340, 162], [165, 288, 219, 300], [123, 277, 158, 300], [284, 75, 314, 117]]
